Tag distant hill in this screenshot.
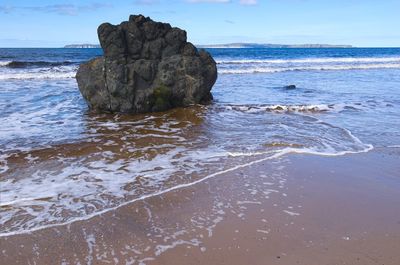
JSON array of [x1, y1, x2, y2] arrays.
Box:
[[64, 42, 352, 49], [64, 44, 100, 48], [197, 43, 353, 48]]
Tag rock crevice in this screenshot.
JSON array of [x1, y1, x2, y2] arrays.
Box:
[[76, 15, 217, 113]]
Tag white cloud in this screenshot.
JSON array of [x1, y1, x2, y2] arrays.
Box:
[[0, 3, 112, 16], [239, 0, 257, 5], [186, 0, 257, 4], [0, 5, 14, 14], [134, 0, 160, 5], [186, 0, 231, 3]]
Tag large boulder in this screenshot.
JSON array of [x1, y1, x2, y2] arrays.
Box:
[[76, 15, 217, 113]]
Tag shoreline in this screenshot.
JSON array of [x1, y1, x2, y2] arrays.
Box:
[[1, 147, 399, 264], [0, 140, 373, 238]]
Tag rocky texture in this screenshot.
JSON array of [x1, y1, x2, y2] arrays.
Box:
[[76, 15, 217, 113]]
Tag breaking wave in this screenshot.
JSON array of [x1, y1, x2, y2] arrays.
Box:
[[222, 103, 363, 113], [219, 63, 400, 74], [0, 65, 77, 80], [0, 71, 77, 80], [217, 57, 400, 65], [0, 61, 12, 66], [2, 56, 399, 80], [0, 60, 75, 68]]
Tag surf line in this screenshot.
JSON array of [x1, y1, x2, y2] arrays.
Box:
[[0, 144, 373, 238]]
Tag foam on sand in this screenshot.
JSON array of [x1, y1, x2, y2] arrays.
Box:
[[0, 97, 375, 237], [0, 134, 372, 237]]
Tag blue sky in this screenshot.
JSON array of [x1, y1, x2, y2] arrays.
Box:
[[0, 0, 399, 47]]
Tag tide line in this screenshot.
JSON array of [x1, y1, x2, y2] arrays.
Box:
[[0, 144, 373, 238]]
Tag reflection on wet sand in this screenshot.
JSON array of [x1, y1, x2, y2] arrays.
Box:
[[0, 150, 291, 264], [1, 104, 371, 237]]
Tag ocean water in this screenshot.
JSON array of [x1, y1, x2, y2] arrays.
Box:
[[0, 47, 399, 237]]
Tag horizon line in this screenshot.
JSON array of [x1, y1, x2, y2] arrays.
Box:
[[1, 46, 400, 49]]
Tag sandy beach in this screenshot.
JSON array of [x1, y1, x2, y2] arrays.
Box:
[[1, 147, 399, 264], [1, 2, 400, 264]]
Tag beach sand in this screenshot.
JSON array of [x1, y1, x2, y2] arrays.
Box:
[[1, 147, 399, 265]]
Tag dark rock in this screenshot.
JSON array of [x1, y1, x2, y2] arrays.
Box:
[[284, 85, 296, 89], [182, 43, 198, 56], [76, 15, 217, 113]]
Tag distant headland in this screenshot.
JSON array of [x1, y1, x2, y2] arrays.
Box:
[[64, 42, 352, 49], [64, 44, 101, 48], [196, 43, 353, 48]]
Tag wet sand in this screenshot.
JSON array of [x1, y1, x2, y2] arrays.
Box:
[[1, 147, 399, 265]]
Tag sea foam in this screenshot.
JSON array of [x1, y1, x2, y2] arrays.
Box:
[[222, 103, 363, 113], [217, 57, 400, 64], [0, 61, 12, 66], [219, 63, 400, 74], [0, 71, 76, 80], [0, 106, 373, 237]]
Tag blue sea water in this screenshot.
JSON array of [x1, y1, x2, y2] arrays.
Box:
[[0, 47, 399, 236]]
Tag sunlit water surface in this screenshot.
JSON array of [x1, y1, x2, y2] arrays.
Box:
[[0, 48, 399, 237]]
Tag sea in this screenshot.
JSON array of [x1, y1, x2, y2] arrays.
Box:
[[0, 47, 399, 238]]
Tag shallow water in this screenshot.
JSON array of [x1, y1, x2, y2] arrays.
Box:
[[0, 47, 399, 237]]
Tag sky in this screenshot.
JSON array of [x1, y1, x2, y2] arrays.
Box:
[[0, 0, 399, 47]]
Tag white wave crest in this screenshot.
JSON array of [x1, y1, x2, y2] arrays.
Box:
[[0, 61, 12, 66], [224, 103, 361, 113], [0, 71, 76, 80], [219, 63, 400, 74], [217, 57, 400, 65]]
